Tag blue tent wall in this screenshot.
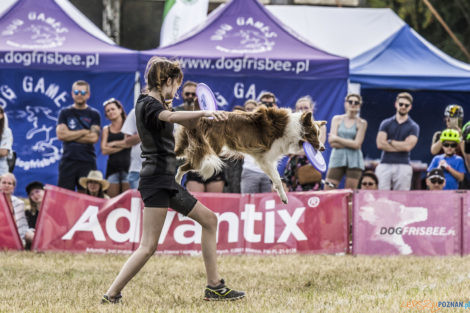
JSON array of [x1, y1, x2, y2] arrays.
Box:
[[1, 69, 136, 196], [360, 89, 470, 173]]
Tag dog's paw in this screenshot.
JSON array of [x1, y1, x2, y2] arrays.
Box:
[[282, 198, 288, 204]]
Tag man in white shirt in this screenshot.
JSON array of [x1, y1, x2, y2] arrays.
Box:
[[121, 109, 142, 189]]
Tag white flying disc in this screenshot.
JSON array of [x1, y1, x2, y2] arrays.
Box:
[[303, 142, 327, 172], [196, 83, 218, 111]]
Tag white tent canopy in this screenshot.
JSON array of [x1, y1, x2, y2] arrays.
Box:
[[266, 6, 405, 59]]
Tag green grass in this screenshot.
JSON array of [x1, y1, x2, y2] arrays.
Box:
[[1, 251, 470, 312]]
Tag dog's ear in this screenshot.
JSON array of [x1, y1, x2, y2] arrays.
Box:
[[301, 112, 312, 125], [316, 120, 327, 126]]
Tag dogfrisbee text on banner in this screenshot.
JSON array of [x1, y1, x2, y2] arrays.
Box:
[[353, 190, 461, 256]]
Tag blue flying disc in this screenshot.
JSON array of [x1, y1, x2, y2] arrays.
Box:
[[303, 142, 326, 172], [196, 83, 218, 111]]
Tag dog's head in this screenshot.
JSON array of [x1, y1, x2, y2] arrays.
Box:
[[300, 112, 326, 151]]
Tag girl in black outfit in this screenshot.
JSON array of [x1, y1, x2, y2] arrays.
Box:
[[102, 57, 245, 303]]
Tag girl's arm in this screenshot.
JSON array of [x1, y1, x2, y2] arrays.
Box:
[[328, 116, 343, 148], [101, 126, 123, 155], [159, 110, 228, 128], [331, 119, 368, 150]]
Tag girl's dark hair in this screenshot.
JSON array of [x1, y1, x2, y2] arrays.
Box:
[[0, 106, 5, 139], [144, 56, 183, 104], [86, 186, 106, 199], [358, 170, 379, 189], [103, 98, 127, 122]]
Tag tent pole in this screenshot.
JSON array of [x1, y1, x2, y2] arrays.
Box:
[[422, 0, 470, 62]]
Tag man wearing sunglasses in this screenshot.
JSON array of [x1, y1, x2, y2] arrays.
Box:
[[174, 81, 197, 111], [375, 92, 419, 190], [427, 129, 465, 190], [258, 91, 277, 109], [425, 168, 446, 191], [56, 80, 101, 191]]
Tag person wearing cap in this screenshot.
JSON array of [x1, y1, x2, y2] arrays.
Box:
[[431, 104, 464, 156], [427, 129, 466, 190], [79, 170, 110, 199], [25, 181, 44, 229], [425, 169, 446, 191]]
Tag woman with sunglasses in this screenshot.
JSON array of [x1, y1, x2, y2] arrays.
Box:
[[357, 170, 378, 190], [427, 129, 466, 190], [0, 106, 13, 175], [101, 98, 131, 197], [324, 93, 367, 190]]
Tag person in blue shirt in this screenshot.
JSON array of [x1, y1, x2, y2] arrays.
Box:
[[427, 129, 465, 190]]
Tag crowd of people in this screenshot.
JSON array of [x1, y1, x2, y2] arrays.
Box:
[[2, 71, 468, 254]]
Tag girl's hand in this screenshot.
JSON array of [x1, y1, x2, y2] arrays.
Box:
[[203, 111, 228, 121]]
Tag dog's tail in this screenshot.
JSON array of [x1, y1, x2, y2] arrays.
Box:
[[186, 127, 224, 180], [200, 154, 224, 180]]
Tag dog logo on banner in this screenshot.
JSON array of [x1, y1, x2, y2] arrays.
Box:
[[1, 12, 68, 49], [359, 193, 428, 255], [211, 17, 277, 53], [6, 75, 68, 170]]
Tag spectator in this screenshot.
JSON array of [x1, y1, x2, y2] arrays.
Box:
[[358, 171, 379, 190], [375, 92, 419, 190], [240, 92, 279, 194], [425, 168, 446, 191], [283, 96, 325, 191], [24, 181, 44, 248], [101, 98, 131, 197], [427, 129, 465, 190], [25, 181, 44, 229], [258, 92, 277, 108], [243, 99, 258, 112], [121, 108, 142, 190], [430, 104, 464, 155], [325, 93, 367, 190], [176, 81, 226, 193], [79, 170, 110, 199], [0, 173, 29, 247], [174, 81, 197, 111], [0, 106, 13, 175], [56, 80, 101, 191], [232, 105, 246, 112]]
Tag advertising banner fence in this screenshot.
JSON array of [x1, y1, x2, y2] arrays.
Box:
[[0, 193, 23, 250], [353, 190, 461, 256], [32, 186, 350, 255]]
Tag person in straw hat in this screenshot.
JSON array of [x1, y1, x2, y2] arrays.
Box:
[[79, 170, 110, 199]]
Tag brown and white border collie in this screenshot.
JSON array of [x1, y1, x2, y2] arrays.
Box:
[[175, 106, 326, 204]]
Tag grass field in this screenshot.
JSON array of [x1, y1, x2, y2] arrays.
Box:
[[1, 251, 470, 313]]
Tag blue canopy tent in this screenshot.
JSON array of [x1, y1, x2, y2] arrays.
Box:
[[268, 6, 470, 168], [0, 0, 139, 196], [141, 0, 349, 171]]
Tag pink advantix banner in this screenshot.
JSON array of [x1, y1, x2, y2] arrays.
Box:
[[353, 190, 461, 256], [32, 185, 350, 255], [0, 193, 23, 250]]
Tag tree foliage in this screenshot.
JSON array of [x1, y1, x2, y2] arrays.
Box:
[[366, 0, 470, 63]]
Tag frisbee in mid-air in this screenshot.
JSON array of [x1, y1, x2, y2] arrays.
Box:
[[303, 142, 327, 172], [196, 83, 218, 111]]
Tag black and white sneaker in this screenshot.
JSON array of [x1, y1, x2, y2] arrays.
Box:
[[204, 279, 245, 301], [101, 293, 122, 304]]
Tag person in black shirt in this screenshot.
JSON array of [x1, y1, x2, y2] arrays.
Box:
[[56, 80, 101, 191], [102, 57, 245, 303]]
